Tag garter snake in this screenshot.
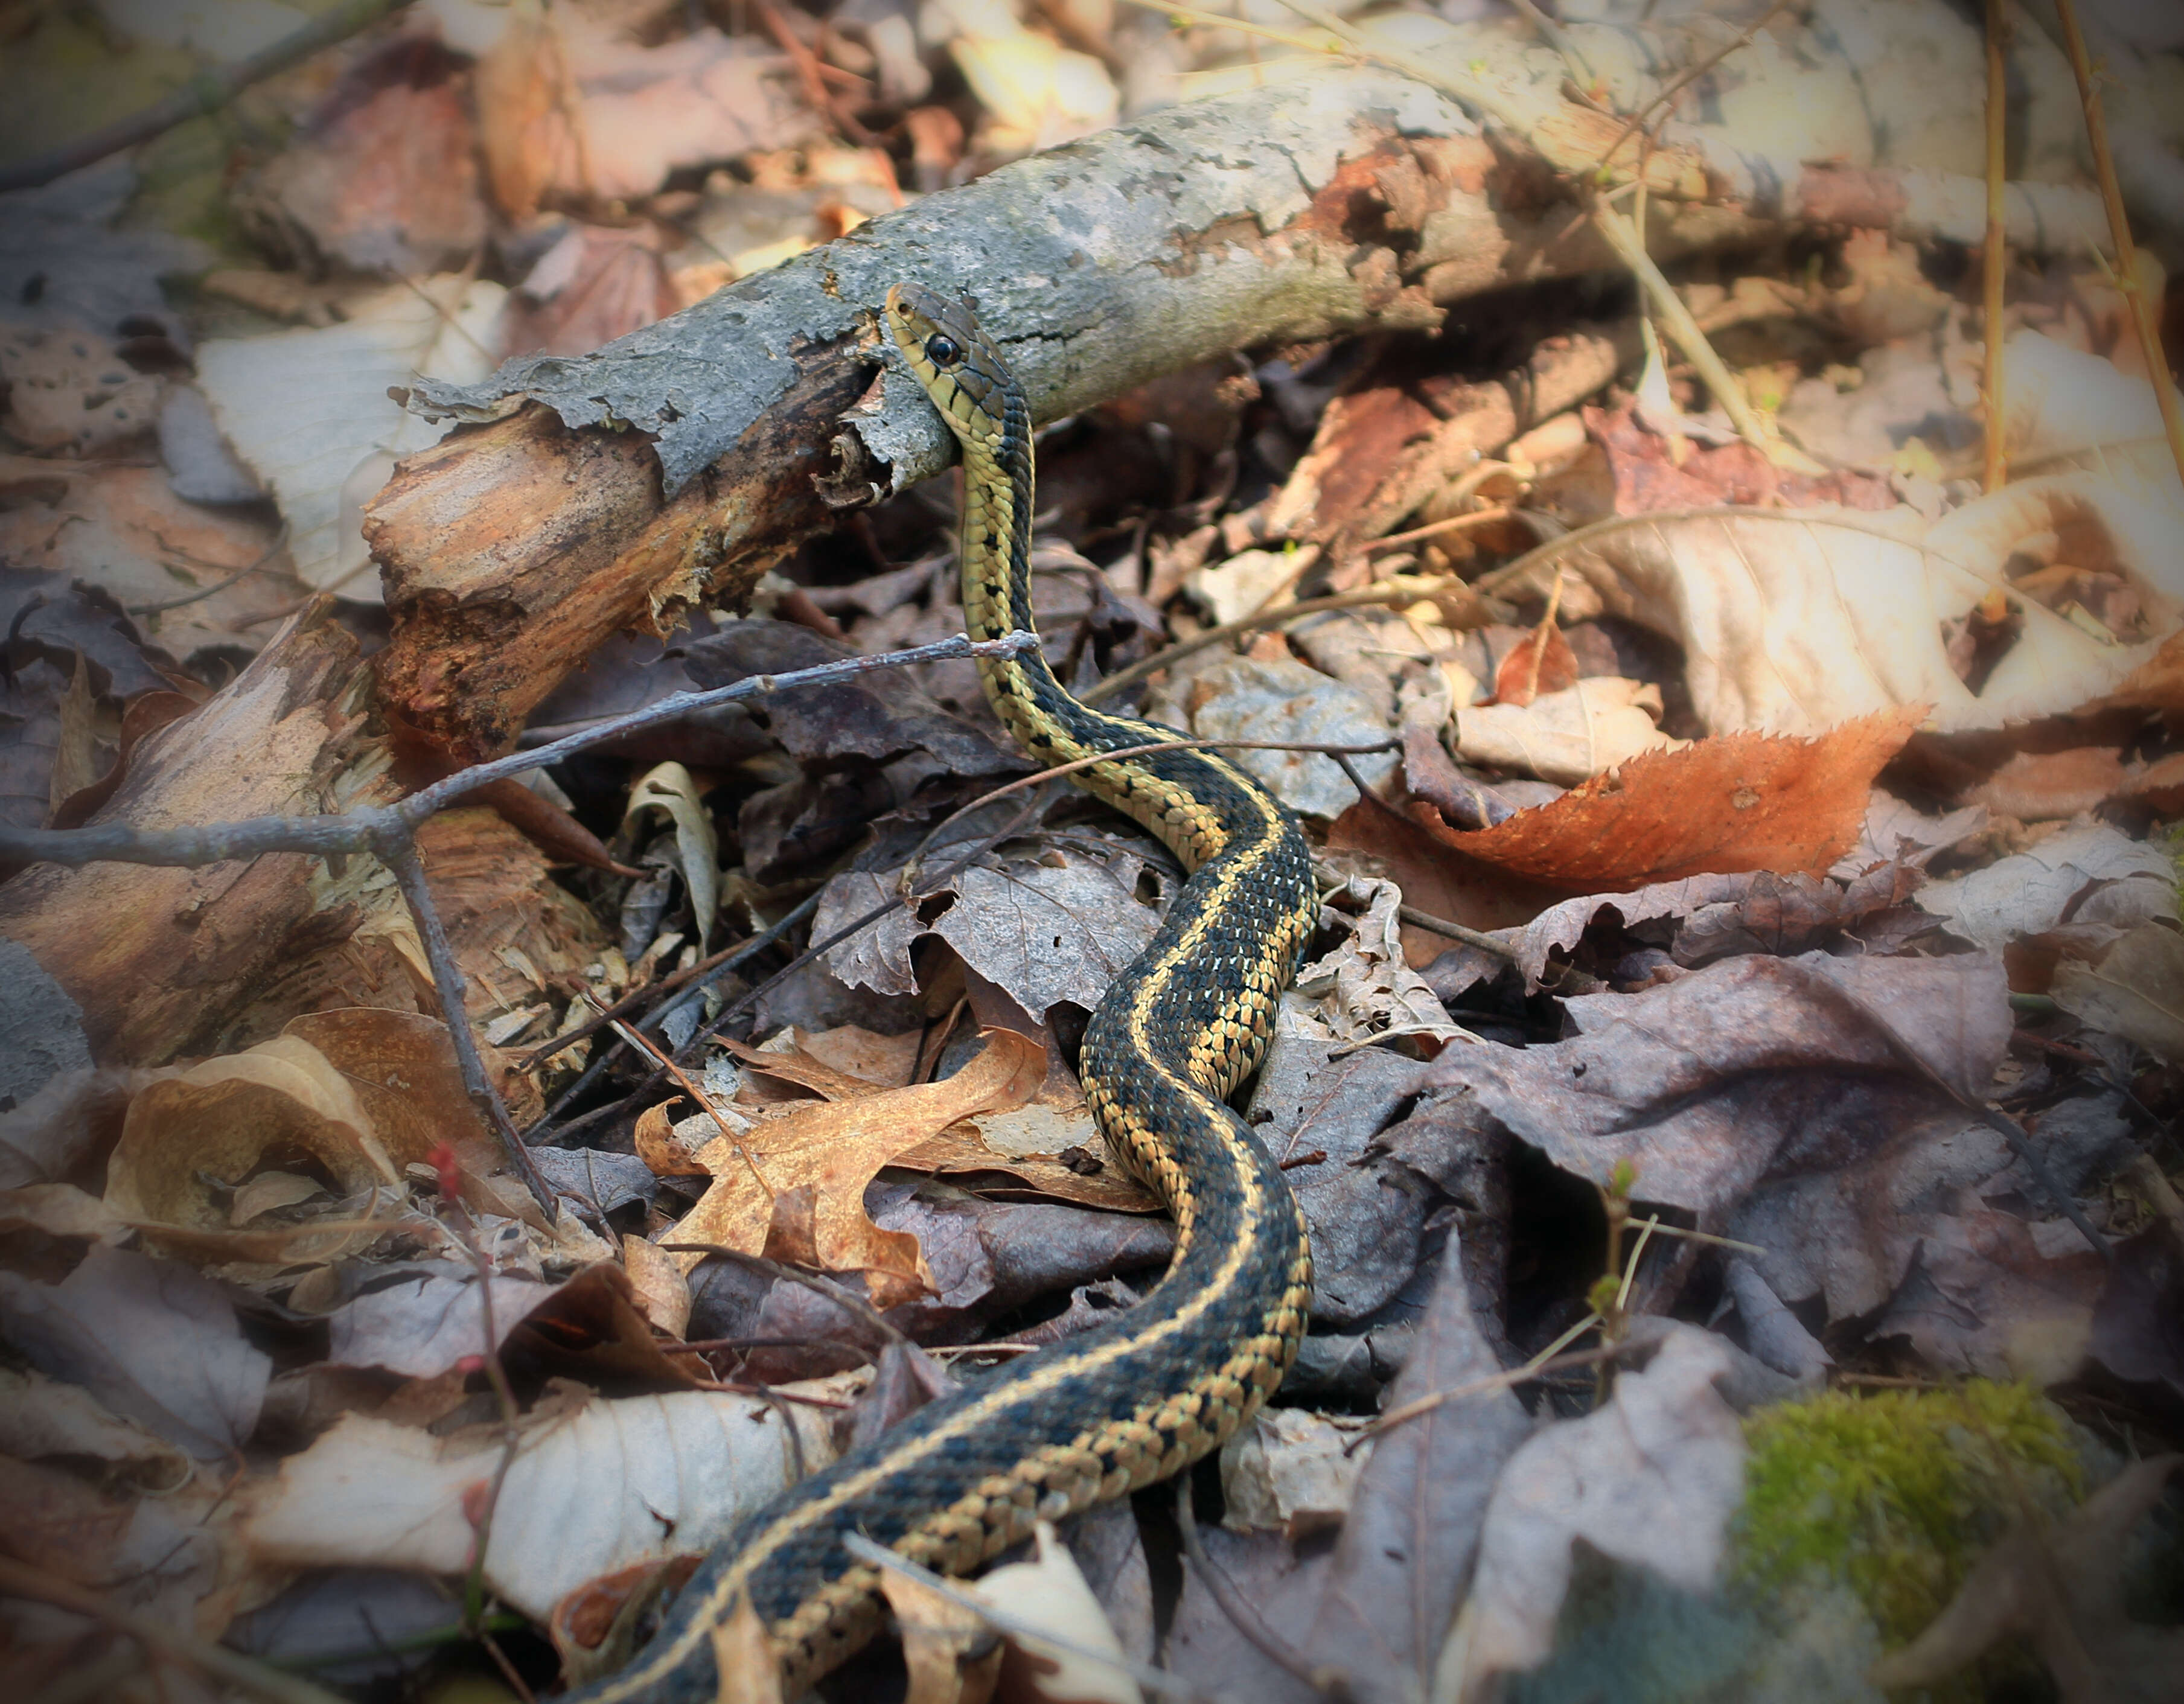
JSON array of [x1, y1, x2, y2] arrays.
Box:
[[571, 285, 1317, 1699]]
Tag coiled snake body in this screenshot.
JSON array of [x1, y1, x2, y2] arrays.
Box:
[[572, 285, 1317, 1699]]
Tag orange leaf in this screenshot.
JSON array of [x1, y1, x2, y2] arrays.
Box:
[[1490, 613, 1579, 707], [1412, 707, 1923, 891], [672, 1029, 1046, 1309]]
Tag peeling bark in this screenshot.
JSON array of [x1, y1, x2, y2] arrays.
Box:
[[0, 604, 401, 1065], [366, 57, 2105, 758]]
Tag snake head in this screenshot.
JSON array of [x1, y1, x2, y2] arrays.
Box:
[[883, 282, 1017, 448]]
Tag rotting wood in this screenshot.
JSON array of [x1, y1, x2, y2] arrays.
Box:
[[0, 602, 401, 1065], [365, 55, 2106, 759]]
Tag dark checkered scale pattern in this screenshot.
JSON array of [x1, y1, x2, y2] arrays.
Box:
[[567, 284, 1317, 1702]]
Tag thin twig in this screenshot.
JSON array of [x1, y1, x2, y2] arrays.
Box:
[[127, 522, 292, 615], [1591, 199, 1770, 449], [0, 1554, 349, 1704], [1082, 585, 1453, 706], [1172, 1478, 1347, 1697], [0, 0, 412, 195], [752, 0, 877, 145], [385, 838, 552, 1213], [517, 895, 817, 1065], [839, 1534, 1221, 1703], [659, 1243, 916, 1351], [1358, 505, 1516, 554], [2049, 0, 2184, 489], [434, 1177, 526, 1662], [1589, 0, 1801, 178], [1396, 903, 1519, 960], [1983, 0, 2012, 493], [1347, 1340, 1641, 1452], [0, 631, 1042, 870]]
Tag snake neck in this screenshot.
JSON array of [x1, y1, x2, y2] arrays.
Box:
[[956, 401, 1113, 753]]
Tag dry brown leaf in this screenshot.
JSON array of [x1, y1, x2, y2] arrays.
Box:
[[969, 1519, 1141, 1704], [622, 1234, 692, 1339], [1448, 1327, 1747, 1699], [240, 39, 488, 276], [106, 1036, 395, 1231], [2051, 922, 2184, 1064], [714, 1589, 789, 1704], [1219, 1408, 1370, 1540], [1296, 876, 1466, 1049], [637, 1100, 712, 1178], [1487, 612, 1579, 707], [1324, 801, 1561, 968], [887, 1126, 1160, 1216], [476, 11, 814, 217], [1868, 1455, 2184, 1703], [725, 1036, 876, 1102], [505, 1263, 707, 1394], [240, 1388, 837, 1621], [1452, 677, 1681, 785], [671, 1029, 1046, 1307], [1418, 949, 2010, 1212], [1413, 707, 1921, 890], [285, 1008, 543, 1224], [0, 1245, 269, 1461], [508, 223, 679, 358], [323, 1267, 555, 1379], [1874, 1208, 2106, 1384], [880, 1563, 1001, 1704], [788, 1024, 924, 1088], [1519, 476, 2180, 735], [0, 459, 296, 666], [107, 1011, 538, 1248], [1302, 1230, 1529, 1703], [1959, 745, 2136, 819]]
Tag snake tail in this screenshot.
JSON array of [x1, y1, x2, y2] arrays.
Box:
[[564, 284, 1317, 1701]]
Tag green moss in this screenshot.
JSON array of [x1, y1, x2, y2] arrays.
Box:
[[1735, 1382, 2083, 1668]]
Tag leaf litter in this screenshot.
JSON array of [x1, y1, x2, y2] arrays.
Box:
[[2, 2, 2184, 1701]]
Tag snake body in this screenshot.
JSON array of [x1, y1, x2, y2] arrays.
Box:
[[570, 285, 1317, 1699]]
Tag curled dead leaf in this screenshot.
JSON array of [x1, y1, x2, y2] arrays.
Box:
[[671, 1028, 1047, 1308], [1415, 707, 1922, 890]]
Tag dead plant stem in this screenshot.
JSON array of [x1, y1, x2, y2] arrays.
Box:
[[2048, 0, 2184, 488], [0, 1555, 348, 1704], [1983, 0, 2012, 491], [1084, 584, 1455, 706], [0, 0, 412, 195]]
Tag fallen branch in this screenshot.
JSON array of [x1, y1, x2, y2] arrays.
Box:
[[365, 39, 2104, 757], [0, 628, 1038, 1209], [0, 0, 411, 196]]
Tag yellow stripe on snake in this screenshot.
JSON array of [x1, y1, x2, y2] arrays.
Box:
[[567, 284, 1318, 1699]]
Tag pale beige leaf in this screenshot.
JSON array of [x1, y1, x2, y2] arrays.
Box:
[[1533, 481, 2176, 734], [1294, 876, 1466, 1049], [1452, 677, 1682, 784], [194, 276, 506, 595], [969, 1519, 1141, 1704], [625, 762, 720, 951], [880, 1564, 1000, 1704], [622, 1233, 693, 1338], [1219, 1408, 1370, 1539], [1918, 822, 2175, 956], [241, 1389, 837, 1619], [2052, 922, 2184, 1063], [1449, 1327, 1746, 1698]]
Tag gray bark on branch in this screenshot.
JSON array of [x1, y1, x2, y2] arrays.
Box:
[[365, 48, 2105, 758]]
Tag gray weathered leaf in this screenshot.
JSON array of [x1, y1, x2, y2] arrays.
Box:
[[0, 1244, 269, 1459]]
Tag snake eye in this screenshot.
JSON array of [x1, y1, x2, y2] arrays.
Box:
[[924, 333, 963, 367]]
